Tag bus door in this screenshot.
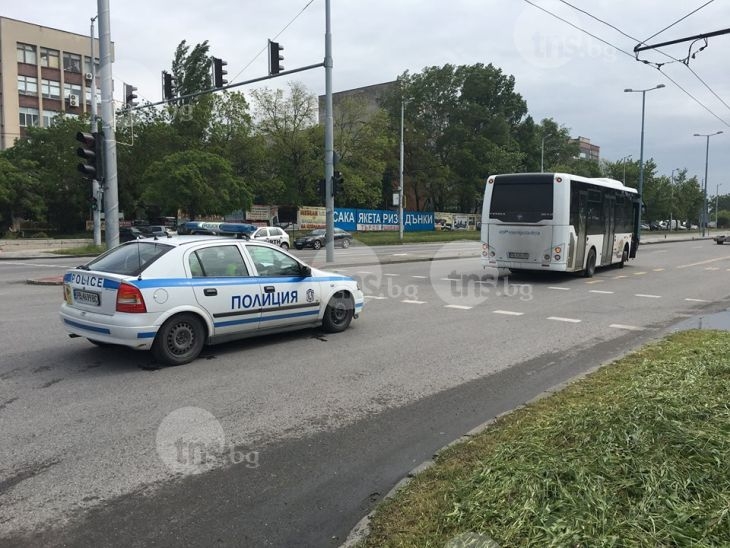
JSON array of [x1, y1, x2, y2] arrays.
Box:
[[602, 196, 616, 265], [574, 190, 588, 269]]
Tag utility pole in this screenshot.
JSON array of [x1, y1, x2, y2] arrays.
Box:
[[89, 16, 101, 246], [98, 0, 119, 248], [399, 100, 404, 241], [324, 0, 334, 262]]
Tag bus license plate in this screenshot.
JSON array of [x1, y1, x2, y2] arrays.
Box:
[[508, 252, 529, 259], [74, 289, 100, 306]]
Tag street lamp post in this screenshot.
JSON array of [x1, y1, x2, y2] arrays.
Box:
[[670, 168, 679, 230], [716, 183, 723, 229], [621, 154, 632, 184], [624, 84, 665, 238], [693, 130, 723, 237]]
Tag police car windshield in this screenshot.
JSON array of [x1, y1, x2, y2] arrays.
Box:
[[85, 241, 173, 276]]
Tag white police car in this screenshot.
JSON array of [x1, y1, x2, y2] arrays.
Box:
[[60, 236, 364, 365]]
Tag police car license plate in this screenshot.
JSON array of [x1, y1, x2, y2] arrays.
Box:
[[74, 289, 100, 306], [508, 252, 529, 259]]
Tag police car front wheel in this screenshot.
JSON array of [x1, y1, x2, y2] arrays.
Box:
[[152, 313, 206, 366], [322, 292, 354, 333]]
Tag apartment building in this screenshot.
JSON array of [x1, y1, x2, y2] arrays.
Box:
[[0, 16, 113, 150], [573, 135, 600, 162]]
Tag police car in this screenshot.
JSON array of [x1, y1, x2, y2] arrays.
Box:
[[60, 236, 364, 365]]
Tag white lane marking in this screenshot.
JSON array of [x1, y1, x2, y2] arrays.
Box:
[[392, 253, 409, 256], [364, 295, 387, 300], [445, 304, 472, 310], [705, 267, 720, 271], [633, 271, 647, 276], [493, 310, 524, 316], [589, 290, 615, 294], [384, 273, 399, 277], [677, 257, 730, 269], [685, 298, 710, 303], [357, 271, 373, 275], [585, 280, 604, 284], [692, 246, 704, 249], [653, 268, 665, 272], [411, 275, 427, 279], [636, 294, 662, 298], [613, 275, 628, 279], [547, 316, 581, 323], [548, 286, 570, 291], [440, 277, 459, 281], [610, 324, 645, 331], [402, 299, 426, 304]]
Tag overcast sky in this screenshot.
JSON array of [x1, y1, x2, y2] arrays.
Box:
[[6, 1, 730, 194]]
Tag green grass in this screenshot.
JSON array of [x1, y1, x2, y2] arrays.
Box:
[[352, 230, 480, 246], [51, 244, 106, 256], [364, 330, 730, 547]]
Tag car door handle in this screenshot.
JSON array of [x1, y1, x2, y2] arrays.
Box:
[[203, 288, 218, 296], [264, 286, 275, 293]]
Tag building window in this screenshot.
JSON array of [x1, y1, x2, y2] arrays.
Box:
[[63, 52, 82, 72], [17, 43, 37, 64], [17, 75, 39, 96], [19, 107, 40, 127], [64, 83, 82, 100], [43, 110, 61, 127], [85, 88, 102, 105], [84, 56, 100, 75], [40, 47, 61, 69], [41, 79, 62, 100]]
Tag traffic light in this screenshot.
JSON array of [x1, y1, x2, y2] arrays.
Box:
[[89, 195, 98, 211], [212, 57, 228, 88], [76, 131, 103, 181], [316, 178, 326, 201], [162, 71, 175, 100], [123, 82, 138, 108], [268, 40, 284, 75], [333, 171, 344, 196]]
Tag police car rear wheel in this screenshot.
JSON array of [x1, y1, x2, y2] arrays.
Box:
[[152, 313, 205, 366], [322, 292, 354, 333]]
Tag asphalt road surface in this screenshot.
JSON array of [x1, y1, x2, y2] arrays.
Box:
[[1, 240, 729, 546]]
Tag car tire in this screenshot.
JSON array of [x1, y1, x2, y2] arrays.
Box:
[[322, 291, 354, 333], [280, 242, 289, 250], [583, 248, 596, 278], [295, 245, 303, 250], [313, 240, 322, 250], [152, 313, 206, 366], [341, 238, 350, 249]]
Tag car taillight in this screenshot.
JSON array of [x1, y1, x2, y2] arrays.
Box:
[[116, 283, 147, 313]]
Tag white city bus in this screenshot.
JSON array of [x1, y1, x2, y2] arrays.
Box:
[[481, 173, 640, 277]]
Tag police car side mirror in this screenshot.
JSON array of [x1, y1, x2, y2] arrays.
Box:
[[299, 264, 312, 278]]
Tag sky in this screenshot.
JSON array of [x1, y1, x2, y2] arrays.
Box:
[[5, 0, 730, 196]]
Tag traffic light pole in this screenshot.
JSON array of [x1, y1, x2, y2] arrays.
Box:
[[98, 0, 119, 248], [89, 16, 101, 246], [323, 0, 335, 262]]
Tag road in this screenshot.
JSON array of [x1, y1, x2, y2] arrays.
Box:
[[1, 240, 729, 546]]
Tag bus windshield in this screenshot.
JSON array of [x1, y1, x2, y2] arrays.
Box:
[[489, 174, 554, 223]]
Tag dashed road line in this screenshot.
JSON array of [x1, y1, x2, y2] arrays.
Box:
[[392, 253, 409, 256], [705, 267, 720, 271], [685, 298, 710, 303], [653, 268, 665, 272], [585, 280, 604, 284], [636, 294, 662, 299], [364, 295, 387, 300], [493, 310, 524, 316], [445, 304, 472, 310], [411, 275, 427, 279], [547, 316, 581, 323], [548, 286, 570, 291], [633, 271, 647, 276], [610, 324, 645, 331], [677, 257, 729, 269], [589, 290, 615, 294], [384, 273, 399, 277], [402, 299, 426, 304], [613, 275, 628, 279]]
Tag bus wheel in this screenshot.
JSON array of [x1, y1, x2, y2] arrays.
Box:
[[619, 245, 629, 268], [583, 249, 596, 278]]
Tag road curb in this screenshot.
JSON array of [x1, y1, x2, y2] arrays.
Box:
[[339, 355, 632, 548], [26, 276, 64, 286]]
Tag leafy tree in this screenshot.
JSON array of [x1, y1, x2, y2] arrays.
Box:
[[169, 40, 214, 145], [0, 156, 44, 231], [141, 150, 252, 219], [250, 83, 322, 205]]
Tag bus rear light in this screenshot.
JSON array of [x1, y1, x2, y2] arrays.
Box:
[[556, 177, 563, 183], [490, 251, 496, 257], [487, 177, 494, 184], [116, 283, 147, 313], [555, 254, 561, 261], [554, 246, 562, 253], [544, 254, 551, 261]]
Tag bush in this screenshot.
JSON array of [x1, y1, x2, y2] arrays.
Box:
[[31, 231, 49, 239]]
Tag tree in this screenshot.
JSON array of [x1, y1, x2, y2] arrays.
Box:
[[0, 156, 44, 231], [141, 150, 252, 219], [169, 40, 214, 145], [250, 83, 322, 205]]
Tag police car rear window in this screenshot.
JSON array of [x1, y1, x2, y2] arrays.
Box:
[[85, 242, 173, 276]]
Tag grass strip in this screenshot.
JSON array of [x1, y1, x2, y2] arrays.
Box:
[[51, 244, 106, 256], [352, 231, 480, 246], [365, 330, 730, 547]]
